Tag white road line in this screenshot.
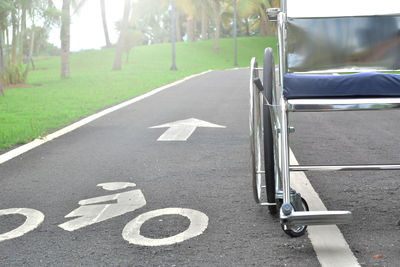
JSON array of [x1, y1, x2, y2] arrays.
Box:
[[0, 70, 212, 165], [290, 149, 360, 267]]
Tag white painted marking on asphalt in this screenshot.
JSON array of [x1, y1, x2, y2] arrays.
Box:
[[150, 118, 225, 141], [98, 182, 136, 191], [122, 208, 209, 246], [0, 70, 212, 165], [59, 186, 146, 231], [0, 208, 45, 243], [290, 149, 360, 267]]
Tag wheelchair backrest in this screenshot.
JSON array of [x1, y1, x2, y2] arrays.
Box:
[[284, 0, 400, 73]]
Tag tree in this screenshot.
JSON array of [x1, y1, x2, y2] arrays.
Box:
[[25, 1, 58, 79], [0, 0, 58, 88], [124, 29, 144, 63], [131, 0, 170, 44], [213, 0, 221, 53], [177, 0, 201, 42], [201, 0, 209, 40], [0, 0, 9, 96], [60, 0, 71, 78], [0, 0, 13, 80], [249, 0, 279, 36], [0, 79, 3, 96], [60, 0, 90, 78], [10, 3, 18, 68], [113, 0, 131, 70], [100, 0, 111, 47]]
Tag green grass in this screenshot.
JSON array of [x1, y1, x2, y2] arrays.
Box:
[[0, 36, 277, 152]]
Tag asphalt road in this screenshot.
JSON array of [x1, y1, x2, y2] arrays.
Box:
[[0, 69, 398, 266], [291, 110, 400, 266]]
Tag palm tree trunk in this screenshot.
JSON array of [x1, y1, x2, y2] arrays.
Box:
[[245, 17, 250, 36], [31, 58, 35, 70], [213, 0, 220, 54], [0, 31, 3, 95], [100, 0, 111, 47], [11, 10, 18, 68], [0, 28, 4, 94], [23, 30, 34, 81], [186, 17, 194, 42], [0, 79, 4, 96], [19, 8, 26, 64], [0, 28, 5, 74], [201, 0, 207, 40], [5, 27, 10, 68], [61, 0, 71, 78], [113, 0, 130, 70]]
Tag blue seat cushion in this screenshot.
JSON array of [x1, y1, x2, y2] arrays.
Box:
[[283, 72, 400, 99]]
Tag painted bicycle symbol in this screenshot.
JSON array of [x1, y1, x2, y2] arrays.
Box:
[[0, 182, 208, 246]]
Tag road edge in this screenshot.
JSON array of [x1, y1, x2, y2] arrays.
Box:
[[0, 70, 212, 165]]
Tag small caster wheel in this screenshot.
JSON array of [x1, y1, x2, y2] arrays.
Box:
[[282, 197, 309, 237]]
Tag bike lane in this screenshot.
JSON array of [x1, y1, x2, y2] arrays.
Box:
[[0, 69, 320, 266]]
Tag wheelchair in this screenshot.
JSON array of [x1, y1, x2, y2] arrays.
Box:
[[249, 0, 400, 237]]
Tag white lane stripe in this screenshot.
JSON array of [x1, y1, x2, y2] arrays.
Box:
[[290, 149, 360, 267], [0, 70, 212, 165]]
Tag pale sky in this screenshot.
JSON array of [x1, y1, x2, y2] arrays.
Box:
[[49, 0, 125, 51]]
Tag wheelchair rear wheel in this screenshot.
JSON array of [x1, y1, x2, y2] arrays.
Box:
[[263, 48, 277, 214]]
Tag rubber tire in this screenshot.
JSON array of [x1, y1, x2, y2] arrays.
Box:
[[282, 198, 309, 238], [262, 48, 277, 214]]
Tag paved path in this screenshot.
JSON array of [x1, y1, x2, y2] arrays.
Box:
[[0, 69, 398, 266]]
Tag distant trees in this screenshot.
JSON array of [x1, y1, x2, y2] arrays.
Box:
[[213, 0, 222, 53], [129, 0, 278, 45], [249, 0, 279, 36], [0, 0, 59, 90], [109, 0, 279, 70], [0, 0, 280, 84]]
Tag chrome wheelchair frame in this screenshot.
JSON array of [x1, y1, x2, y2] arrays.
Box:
[[249, 0, 400, 237]]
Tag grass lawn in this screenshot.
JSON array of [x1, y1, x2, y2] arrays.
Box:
[[0, 36, 277, 152]]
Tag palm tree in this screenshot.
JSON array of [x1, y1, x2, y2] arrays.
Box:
[[100, 0, 111, 47], [0, 0, 13, 82], [249, 0, 279, 36], [213, 0, 221, 53], [201, 0, 209, 40], [224, 0, 256, 36], [24, 1, 58, 81], [113, 0, 131, 70], [60, 0, 91, 78], [10, 2, 18, 68], [60, 0, 71, 78], [176, 0, 198, 42]]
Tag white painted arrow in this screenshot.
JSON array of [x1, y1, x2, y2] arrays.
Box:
[[150, 118, 226, 141]]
